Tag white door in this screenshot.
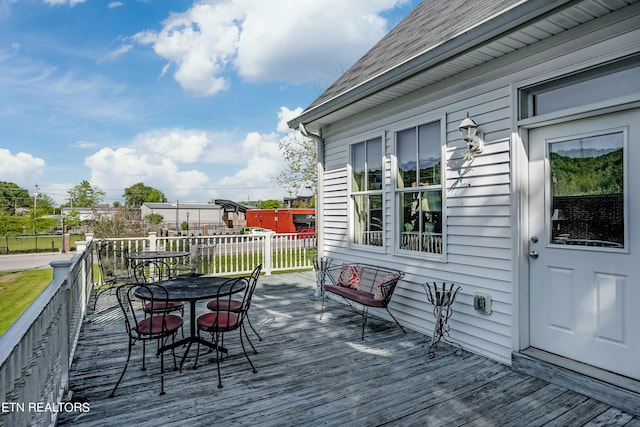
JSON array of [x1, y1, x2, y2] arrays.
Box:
[[529, 109, 639, 380]]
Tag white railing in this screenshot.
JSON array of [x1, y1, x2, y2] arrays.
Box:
[[95, 232, 317, 277], [356, 231, 384, 246], [400, 232, 443, 253], [0, 232, 315, 427], [0, 240, 93, 427]]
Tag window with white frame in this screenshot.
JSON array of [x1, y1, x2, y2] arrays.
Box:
[[396, 120, 444, 255], [350, 137, 383, 246], [520, 56, 640, 119]]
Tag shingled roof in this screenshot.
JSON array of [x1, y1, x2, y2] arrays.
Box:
[[289, 0, 583, 130], [307, 0, 524, 110]]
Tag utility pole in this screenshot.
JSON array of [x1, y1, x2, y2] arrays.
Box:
[[34, 184, 39, 253], [33, 184, 39, 234], [175, 200, 179, 234]]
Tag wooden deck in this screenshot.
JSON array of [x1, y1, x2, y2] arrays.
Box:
[[57, 271, 640, 427]]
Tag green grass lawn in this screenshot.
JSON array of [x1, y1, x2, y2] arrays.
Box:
[[0, 234, 83, 254], [0, 269, 52, 335]]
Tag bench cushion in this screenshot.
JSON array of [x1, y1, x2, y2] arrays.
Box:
[[324, 284, 385, 308], [373, 273, 402, 301], [336, 264, 363, 290]]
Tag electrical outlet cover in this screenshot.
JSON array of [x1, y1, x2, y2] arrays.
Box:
[[473, 293, 492, 314]]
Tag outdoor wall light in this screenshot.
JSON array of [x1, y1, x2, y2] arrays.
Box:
[[458, 115, 484, 158]]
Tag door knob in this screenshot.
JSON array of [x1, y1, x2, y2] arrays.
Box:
[[529, 251, 539, 259]]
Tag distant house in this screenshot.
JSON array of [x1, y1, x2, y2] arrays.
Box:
[[289, 0, 640, 413], [214, 199, 249, 229], [61, 204, 118, 221], [141, 202, 224, 234]]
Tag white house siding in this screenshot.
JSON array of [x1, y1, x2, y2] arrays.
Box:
[[319, 85, 514, 364], [317, 5, 640, 365]]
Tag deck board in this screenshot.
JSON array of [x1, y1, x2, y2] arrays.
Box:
[[56, 271, 640, 426]]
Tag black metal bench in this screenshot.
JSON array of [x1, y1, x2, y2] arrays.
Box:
[[318, 261, 406, 339]]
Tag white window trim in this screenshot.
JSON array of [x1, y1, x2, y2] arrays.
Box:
[[389, 113, 448, 261], [347, 131, 387, 253]]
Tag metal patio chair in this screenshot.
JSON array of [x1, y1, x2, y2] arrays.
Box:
[[206, 264, 263, 343], [94, 242, 131, 310], [195, 276, 259, 388], [110, 283, 183, 397]]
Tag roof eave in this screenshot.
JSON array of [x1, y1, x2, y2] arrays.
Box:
[[287, 0, 573, 131]]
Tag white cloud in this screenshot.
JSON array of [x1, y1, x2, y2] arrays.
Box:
[[84, 147, 211, 201], [277, 106, 303, 133], [108, 1, 124, 8], [134, 0, 404, 96], [219, 130, 285, 197], [132, 128, 241, 164], [0, 148, 45, 186], [73, 140, 98, 149], [98, 44, 133, 63], [82, 116, 291, 202], [43, 0, 87, 6], [0, 52, 139, 123]]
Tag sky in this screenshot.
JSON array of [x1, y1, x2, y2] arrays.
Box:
[[0, 0, 419, 206]]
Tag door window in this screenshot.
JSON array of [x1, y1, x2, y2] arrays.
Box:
[[549, 131, 624, 248]]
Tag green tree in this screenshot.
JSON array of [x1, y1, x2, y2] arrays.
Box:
[[259, 199, 283, 209], [276, 131, 317, 199], [64, 211, 83, 230], [34, 193, 56, 215], [0, 182, 31, 214], [145, 213, 164, 226], [0, 211, 25, 236], [123, 182, 167, 207], [66, 181, 105, 207]]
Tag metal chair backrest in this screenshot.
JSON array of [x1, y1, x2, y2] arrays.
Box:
[[131, 260, 174, 283], [97, 242, 130, 284], [186, 243, 216, 275], [244, 264, 262, 310], [211, 277, 252, 332], [116, 283, 174, 340]]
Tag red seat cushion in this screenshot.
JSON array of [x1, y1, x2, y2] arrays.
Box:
[[144, 300, 184, 313], [197, 312, 239, 331], [324, 285, 385, 308], [207, 299, 242, 312], [136, 314, 183, 336]]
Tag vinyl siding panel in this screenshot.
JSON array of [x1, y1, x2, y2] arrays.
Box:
[[319, 85, 515, 364], [315, 5, 640, 366]]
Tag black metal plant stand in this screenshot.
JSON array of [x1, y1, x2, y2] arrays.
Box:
[[424, 282, 463, 358], [312, 257, 332, 300]]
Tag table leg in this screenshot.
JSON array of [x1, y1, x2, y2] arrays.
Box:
[[158, 300, 228, 371]]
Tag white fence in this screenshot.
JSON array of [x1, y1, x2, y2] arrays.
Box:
[[94, 231, 317, 277], [0, 240, 93, 427], [0, 232, 315, 427]]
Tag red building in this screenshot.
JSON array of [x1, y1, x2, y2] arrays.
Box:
[[245, 209, 315, 234]]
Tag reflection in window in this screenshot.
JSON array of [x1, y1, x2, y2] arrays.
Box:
[[397, 122, 441, 188], [550, 132, 624, 248], [534, 65, 640, 116], [396, 120, 443, 254], [353, 194, 383, 246], [399, 191, 442, 253], [520, 58, 640, 119], [351, 138, 383, 246]]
